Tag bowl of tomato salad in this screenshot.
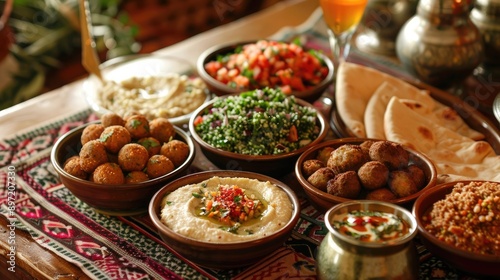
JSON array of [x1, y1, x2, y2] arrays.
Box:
[[189, 87, 329, 177], [197, 39, 334, 101]]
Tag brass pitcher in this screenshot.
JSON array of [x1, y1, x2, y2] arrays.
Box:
[[470, 0, 500, 66], [396, 0, 484, 87], [355, 0, 418, 55]]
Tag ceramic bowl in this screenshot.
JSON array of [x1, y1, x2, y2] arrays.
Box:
[[412, 180, 500, 277], [83, 53, 211, 127], [295, 138, 438, 212], [148, 170, 300, 269], [188, 93, 329, 177], [196, 40, 334, 101], [50, 122, 195, 216]]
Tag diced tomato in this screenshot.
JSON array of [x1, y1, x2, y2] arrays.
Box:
[[193, 116, 204, 126], [204, 40, 329, 93], [233, 75, 250, 88], [287, 125, 298, 142]]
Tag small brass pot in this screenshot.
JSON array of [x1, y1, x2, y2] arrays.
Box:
[[316, 200, 419, 280]]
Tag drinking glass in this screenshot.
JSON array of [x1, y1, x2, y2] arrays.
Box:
[[319, 0, 368, 76]]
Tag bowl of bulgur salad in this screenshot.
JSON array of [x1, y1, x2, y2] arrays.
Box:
[[413, 180, 500, 277], [197, 39, 334, 101], [189, 87, 328, 176]]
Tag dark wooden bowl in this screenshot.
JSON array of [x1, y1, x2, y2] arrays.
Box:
[[148, 170, 300, 269], [50, 122, 195, 216]]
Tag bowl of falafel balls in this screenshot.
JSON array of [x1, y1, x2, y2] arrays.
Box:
[[50, 112, 195, 216], [295, 138, 437, 212]]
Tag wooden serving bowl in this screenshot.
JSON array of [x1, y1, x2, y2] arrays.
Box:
[[50, 122, 195, 216], [188, 94, 329, 177], [412, 181, 500, 277], [148, 170, 300, 269], [196, 40, 334, 102], [295, 138, 438, 212]]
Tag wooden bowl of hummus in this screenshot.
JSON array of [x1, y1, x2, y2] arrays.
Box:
[[83, 53, 211, 127], [148, 170, 300, 269]]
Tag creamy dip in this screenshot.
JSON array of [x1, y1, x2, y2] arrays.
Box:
[[333, 210, 409, 242], [98, 73, 207, 120], [160, 176, 293, 243]]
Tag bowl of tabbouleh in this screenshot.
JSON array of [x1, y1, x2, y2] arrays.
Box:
[[188, 87, 328, 176]]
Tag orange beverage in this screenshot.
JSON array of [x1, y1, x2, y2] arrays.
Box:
[[320, 0, 368, 35]]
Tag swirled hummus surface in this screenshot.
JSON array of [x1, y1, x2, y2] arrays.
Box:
[[160, 176, 293, 242], [98, 73, 207, 120]]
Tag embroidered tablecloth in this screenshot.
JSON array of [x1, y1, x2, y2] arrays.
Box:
[[0, 12, 485, 280]]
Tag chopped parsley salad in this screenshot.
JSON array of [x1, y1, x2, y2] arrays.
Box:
[[193, 88, 320, 155], [193, 183, 266, 234], [204, 39, 330, 94]]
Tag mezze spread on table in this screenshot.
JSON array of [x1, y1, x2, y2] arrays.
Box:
[[333, 210, 410, 242], [160, 176, 293, 242]]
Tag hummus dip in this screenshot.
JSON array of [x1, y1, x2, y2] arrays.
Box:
[[98, 73, 207, 120], [160, 176, 293, 243]]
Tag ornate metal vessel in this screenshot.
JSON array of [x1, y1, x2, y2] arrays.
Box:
[[316, 201, 419, 280], [355, 0, 418, 55], [470, 0, 500, 65], [396, 0, 484, 87]]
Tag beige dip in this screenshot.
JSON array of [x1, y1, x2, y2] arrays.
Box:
[[160, 176, 293, 243], [98, 73, 207, 120]]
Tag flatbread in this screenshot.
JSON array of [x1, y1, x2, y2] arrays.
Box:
[[336, 62, 427, 138], [364, 81, 434, 139], [339, 62, 484, 141], [384, 96, 499, 182]]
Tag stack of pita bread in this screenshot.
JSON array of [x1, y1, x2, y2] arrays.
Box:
[[335, 62, 500, 183]]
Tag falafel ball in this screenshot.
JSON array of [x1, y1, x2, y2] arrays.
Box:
[[79, 140, 108, 173], [326, 171, 361, 199], [92, 162, 125, 185], [63, 156, 88, 180], [150, 118, 175, 144], [307, 167, 336, 192], [118, 143, 149, 172], [327, 144, 369, 174], [81, 123, 105, 145], [369, 141, 409, 170], [302, 159, 325, 178], [100, 125, 131, 153], [160, 140, 190, 167], [388, 170, 418, 198], [366, 188, 397, 201], [125, 171, 149, 184], [359, 140, 375, 155], [407, 164, 426, 189], [146, 154, 175, 179], [101, 112, 125, 127], [357, 161, 389, 190], [316, 147, 335, 165], [124, 114, 150, 140], [137, 137, 162, 157]]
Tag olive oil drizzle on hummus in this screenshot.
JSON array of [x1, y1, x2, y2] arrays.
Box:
[[193, 183, 268, 234]]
